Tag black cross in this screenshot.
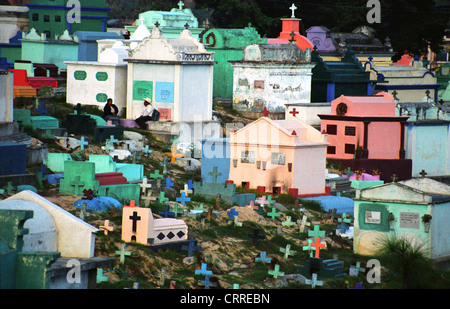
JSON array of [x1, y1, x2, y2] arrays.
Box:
[[289, 31, 296, 42], [184, 23, 189, 29], [155, 21, 160, 28], [419, 169, 427, 178], [391, 174, 398, 183], [129, 211, 141, 233], [74, 103, 83, 115], [248, 228, 265, 245]]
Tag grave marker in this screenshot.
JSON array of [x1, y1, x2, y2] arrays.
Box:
[[77, 136, 89, 150], [180, 184, 193, 197], [302, 239, 313, 257], [115, 243, 131, 264], [141, 145, 152, 157], [99, 220, 114, 235], [255, 251, 271, 264], [282, 216, 296, 228], [308, 225, 325, 240], [157, 192, 169, 204], [182, 238, 201, 257], [176, 192, 191, 206], [96, 268, 109, 284], [195, 263, 213, 277], [298, 215, 311, 233], [159, 205, 175, 218], [305, 273, 323, 288], [267, 207, 280, 220], [280, 244, 296, 259], [248, 228, 265, 244], [208, 166, 222, 183], [337, 213, 352, 233], [268, 264, 284, 279], [311, 237, 325, 258], [227, 208, 239, 220], [165, 177, 174, 188]]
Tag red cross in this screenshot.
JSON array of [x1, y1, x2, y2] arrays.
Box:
[[291, 130, 297, 136], [311, 237, 325, 258], [261, 107, 270, 117], [290, 108, 299, 117]]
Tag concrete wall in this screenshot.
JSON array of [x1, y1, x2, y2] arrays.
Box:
[[0, 71, 13, 123]]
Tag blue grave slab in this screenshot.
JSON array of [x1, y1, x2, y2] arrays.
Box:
[[0, 141, 27, 176], [303, 195, 354, 216], [73, 196, 122, 211], [46, 173, 65, 185]]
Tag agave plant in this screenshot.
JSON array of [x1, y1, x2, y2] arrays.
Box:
[[375, 235, 431, 288]]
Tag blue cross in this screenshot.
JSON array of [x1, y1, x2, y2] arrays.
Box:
[[200, 275, 211, 289], [227, 208, 239, 220], [176, 192, 191, 206], [158, 205, 175, 218], [77, 136, 89, 150], [36, 102, 49, 116], [255, 251, 271, 264], [165, 177, 174, 188], [195, 263, 212, 276], [182, 239, 201, 257], [40, 164, 49, 177], [187, 179, 194, 190]]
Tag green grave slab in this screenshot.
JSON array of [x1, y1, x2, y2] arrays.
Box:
[[44, 153, 73, 173], [97, 183, 141, 203], [59, 161, 99, 196], [351, 180, 384, 190], [30, 116, 59, 130]]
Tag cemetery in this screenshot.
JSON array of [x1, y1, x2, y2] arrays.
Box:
[[0, 0, 450, 293]]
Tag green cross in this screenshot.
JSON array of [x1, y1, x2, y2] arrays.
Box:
[[171, 203, 184, 217], [302, 239, 313, 257], [4, 181, 15, 194], [282, 216, 296, 228], [280, 244, 295, 259], [36, 171, 46, 189], [344, 167, 353, 178], [267, 195, 276, 206], [208, 166, 221, 183], [338, 213, 352, 224], [268, 264, 284, 279], [115, 243, 131, 264], [158, 192, 169, 204], [308, 225, 325, 240], [267, 207, 280, 220], [70, 176, 85, 196], [150, 170, 163, 180]]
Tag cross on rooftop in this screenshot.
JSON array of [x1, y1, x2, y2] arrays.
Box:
[[290, 108, 299, 117], [154, 21, 160, 28], [178, 0, 185, 10], [290, 3, 298, 18], [261, 107, 270, 117], [419, 169, 427, 178], [74, 103, 83, 115], [391, 174, 398, 183]]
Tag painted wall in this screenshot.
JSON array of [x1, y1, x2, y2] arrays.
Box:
[[354, 199, 450, 260], [321, 119, 365, 159], [232, 63, 314, 112], [0, 71, 13, 123], [405, 123, 450, 177], [66, 62, 127, 109], [367, 121, 402, 159], [201, 138, 230, 183], [21, 39, 79, 71], [293, 145, 327, 195]]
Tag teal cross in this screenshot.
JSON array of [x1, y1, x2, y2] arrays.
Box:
[[115, 243, 131, 264], [107, 135, 118, 145], [42, 129, 55, 139], [171, 203, 184, 217], [268, 264, 284, 279], [96, 268, 109, 284], [280, 244, 296, 259], [208, 166, 221, 183], [282, 216, 296, 228], [267, 195, 276, 206], [141, 145, 152, 157], [194, 203, 206, 212], [36, 171, 46, 189], [4, 181, 15, 194], [338, 213, 352, 224], [308, 225, 325, 240], [305, 273, 323, 288], [302, 239, 313, 257], [102, 141, 114, 152], [77, 136, 88, 150], [267, 207, 280, 220], [344, 167, 353, 178], [170, 136, 179, 145]]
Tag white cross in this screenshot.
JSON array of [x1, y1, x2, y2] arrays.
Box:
[[290, 3, 298, 18], [298, 215, 311, 233], [180, 184, 193, 197], [139, 15, 146, 25], [178, 1, 185, 10], [140, 177, 152, 195]]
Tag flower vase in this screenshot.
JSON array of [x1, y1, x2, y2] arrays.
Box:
[[424, 221, 431, 233]]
